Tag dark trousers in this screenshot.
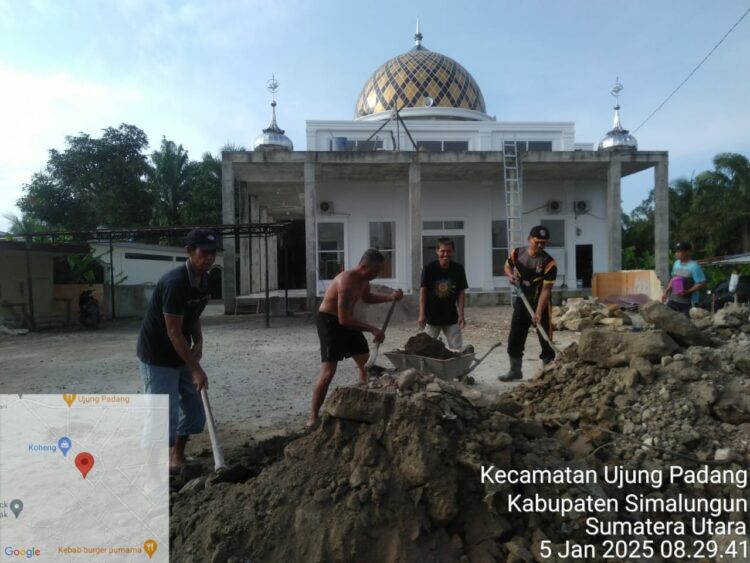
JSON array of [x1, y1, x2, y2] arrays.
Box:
[[667, 300, 691, 317], [507, 298, 555, 362]]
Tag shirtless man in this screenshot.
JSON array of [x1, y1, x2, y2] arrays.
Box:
[[309, 248, 403, 426]]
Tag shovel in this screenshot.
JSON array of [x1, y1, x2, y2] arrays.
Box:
[[513, 285, 562, 356], [365, 297, 398, 372], [462, 341, 503, 378], [201, 388, 251, 484]]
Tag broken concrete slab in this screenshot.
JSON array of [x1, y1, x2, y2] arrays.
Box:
[[640, 300, 714, 347]]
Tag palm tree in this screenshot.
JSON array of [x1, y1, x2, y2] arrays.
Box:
[[148, 138, 193, 226], [2, 213, 48, 236], [694, 153, 750, 255]]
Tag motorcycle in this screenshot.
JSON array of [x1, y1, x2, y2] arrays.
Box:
[[78, 289, 101, 329]]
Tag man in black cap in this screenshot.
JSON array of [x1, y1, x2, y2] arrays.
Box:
[[661, 241, 706, 316], [137, 228, 217, 473], [498, 225, 557, 381]]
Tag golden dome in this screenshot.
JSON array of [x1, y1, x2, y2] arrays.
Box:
[[355, 34, 486, 119]]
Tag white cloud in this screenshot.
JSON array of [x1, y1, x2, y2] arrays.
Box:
[[0, 63, 145, 228]]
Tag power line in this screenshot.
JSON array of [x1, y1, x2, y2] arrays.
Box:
[[632, 7, 750, 134]]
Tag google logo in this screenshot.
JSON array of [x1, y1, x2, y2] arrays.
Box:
[[3, 546, 41, 558]]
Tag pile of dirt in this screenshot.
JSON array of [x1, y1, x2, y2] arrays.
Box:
[[402, 332, 460, 359], [552, 297, 634, 331], [171, 373, 576, 562], [169, 301, 750, 562], [510, 301, 750, 479]]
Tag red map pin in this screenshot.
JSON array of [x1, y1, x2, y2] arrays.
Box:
[[75, 452, 95, 479]]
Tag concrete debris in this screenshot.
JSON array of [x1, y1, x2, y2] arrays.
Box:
[[170, 303, 750, 562], [640, 300, 714, 347], [552, 297, 632, 332], [0, 325, 29, 336]]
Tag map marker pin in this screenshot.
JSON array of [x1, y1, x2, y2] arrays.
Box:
[[63, 394, 76, 407], [10, 499, 23, 518], [143, 539, 157, 559], [58, 436, 72, 457], [75, 452, 94, 479]]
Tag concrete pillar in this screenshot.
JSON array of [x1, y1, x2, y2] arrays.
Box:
[[268, 215, 278, 290], [221, 160, 236, 314], [606, 156, 622, 271], [654, 157, 670, 284], [259, 207, 269, 292], [409, 159, 422, 292], [250, 195, 261, 293], [304, 159, 317, 311], [239, 183, 251, 295]]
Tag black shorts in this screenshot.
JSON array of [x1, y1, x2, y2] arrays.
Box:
[[316, 312, 369, 363]]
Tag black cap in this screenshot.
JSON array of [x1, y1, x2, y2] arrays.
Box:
[[529, 225, 550, 241], [186, 228, 218, 251], [674, 241, 692, 251]]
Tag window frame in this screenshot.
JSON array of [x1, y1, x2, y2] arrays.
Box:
[[491, 220, 509, 278], [316, 218, 348, 283], [368, 219, 397, 281]]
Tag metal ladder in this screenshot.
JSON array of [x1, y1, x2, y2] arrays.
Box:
[[503, 140, 523, 279]]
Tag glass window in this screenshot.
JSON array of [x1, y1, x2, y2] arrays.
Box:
[[492, 220, 509, 276], [356, 140, 383, 151], [369, 221, 395, 278], [124, 253, 172, 262], [443, 141, 469, 151], [318, 222, 345, 280], [528, 141, 553, 151], [417, 141, 442, 152], [540, 219, 565, 247], [423, 220, 464, 231]]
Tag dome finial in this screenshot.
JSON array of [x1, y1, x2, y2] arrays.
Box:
[[414, 18, 423, 48], [598, 78, 637, 151], [254, 74, 293, 151]]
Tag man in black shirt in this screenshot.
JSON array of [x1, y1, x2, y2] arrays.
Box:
[[499, 225, 557, 381], [419, 237, 468, 349], [137, 228, 217, 473]]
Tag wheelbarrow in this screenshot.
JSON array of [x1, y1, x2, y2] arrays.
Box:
[[385, 341, 502, 380]]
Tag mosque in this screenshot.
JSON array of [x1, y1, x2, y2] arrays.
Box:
[[221, 25, 669, 314]]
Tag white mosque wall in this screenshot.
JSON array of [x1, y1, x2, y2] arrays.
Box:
[[306, 120, 578, 152], [314, 178, 608, 294], [316, 180, 410, 294]]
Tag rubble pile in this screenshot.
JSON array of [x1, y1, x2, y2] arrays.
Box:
[[552, 297, 633, 332], [510, 301, 750, 479], [169, 302, 750, 562], [170, 374, 581, 562]]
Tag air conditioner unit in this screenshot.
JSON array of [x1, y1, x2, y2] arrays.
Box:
[[573, 200, 591, 214], [546, 199, 563, 214], [319, 201, 334, 213]]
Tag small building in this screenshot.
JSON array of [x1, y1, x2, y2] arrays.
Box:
[[221, 27, 669, 313], [88, 241, 224, 317], [0, 240, 90, 328]]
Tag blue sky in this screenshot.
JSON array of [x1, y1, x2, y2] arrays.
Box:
[[1, 0, 749, 230]]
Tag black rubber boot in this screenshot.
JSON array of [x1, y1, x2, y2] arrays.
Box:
[[498, 356, 523, 381]]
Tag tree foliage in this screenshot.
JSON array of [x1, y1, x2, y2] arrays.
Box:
[[17, 125, 225, 231], [18, 124, 153, 230], [623, 152, 750, 268], [148, 138, 193, 226]]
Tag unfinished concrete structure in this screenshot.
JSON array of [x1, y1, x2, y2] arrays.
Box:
[[221, 29, 669, 314]]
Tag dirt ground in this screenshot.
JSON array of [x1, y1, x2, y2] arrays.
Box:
[[0, 302, 576, 453]]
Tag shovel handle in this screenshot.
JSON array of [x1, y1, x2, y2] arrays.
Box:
[[463, 341, 503, 377], [513, 285, 561, 355], [200, 388, 227, 472], [365, 298, 398, 369]]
